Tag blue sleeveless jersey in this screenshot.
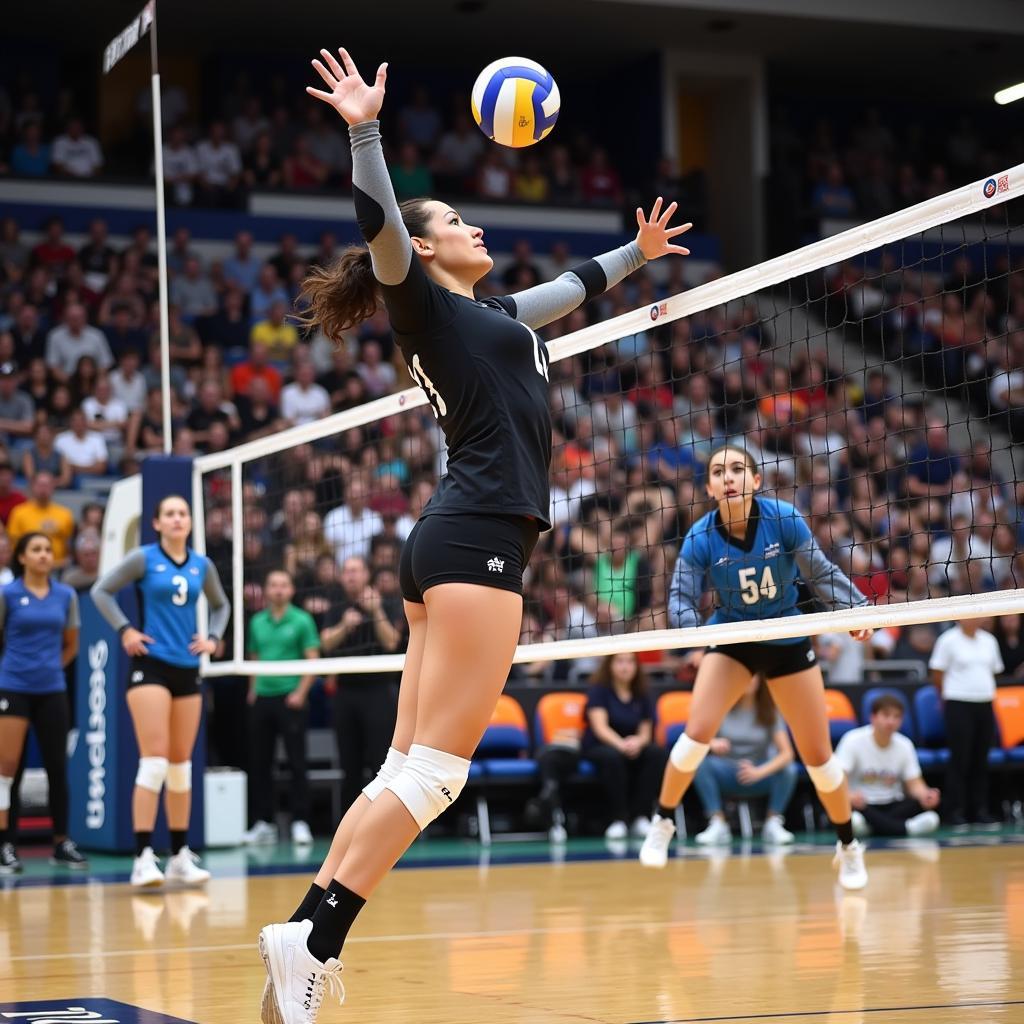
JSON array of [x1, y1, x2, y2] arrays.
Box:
[[137, 544, 209, 668], [680, 497, 811, 645]]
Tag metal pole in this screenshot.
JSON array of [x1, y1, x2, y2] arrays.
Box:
[[149, 6, 172, 454]]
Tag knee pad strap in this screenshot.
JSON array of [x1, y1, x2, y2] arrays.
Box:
[[385, 743, 471, 830], [806, 755, 845, 793], [166, 761, 192, 793], [135, 756, 168, 793], [363, 747, 408, 802], [669, 734, 710, 773], [0, 775, 11, 812]]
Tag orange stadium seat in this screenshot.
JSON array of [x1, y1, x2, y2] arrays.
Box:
[[656, 691, 693, 748]]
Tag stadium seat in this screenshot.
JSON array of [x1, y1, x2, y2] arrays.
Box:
[[860, 688, 915, 742], [655, 691, 693, 748], [912, 686, 950, 767], [994, 687, 1024, 762], [823, 689, 858, 747], [534, 691, 595, 777]]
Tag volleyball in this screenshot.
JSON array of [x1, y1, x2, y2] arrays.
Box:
[[471, 56, 560, 148]]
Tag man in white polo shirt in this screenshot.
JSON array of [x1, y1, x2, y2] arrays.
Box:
[[836, 693, 941, 838], [929, 618, 1003, 830]]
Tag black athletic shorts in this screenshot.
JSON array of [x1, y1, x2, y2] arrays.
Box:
[[399, 512, 540, 603], [708, 638, 817, 680], [0, 688, 65, 718], [128, 655, 201, 698]]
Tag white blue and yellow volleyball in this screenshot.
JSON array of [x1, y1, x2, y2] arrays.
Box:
[[471, 57, 560, 148]]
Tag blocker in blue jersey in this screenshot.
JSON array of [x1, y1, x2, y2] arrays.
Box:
[[639, 445, 873, 891]]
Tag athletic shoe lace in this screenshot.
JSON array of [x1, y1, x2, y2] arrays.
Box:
[[307, 965, 345, 1019]]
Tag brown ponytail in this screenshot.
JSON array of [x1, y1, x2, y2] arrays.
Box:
[[299, 197, 436, 341]]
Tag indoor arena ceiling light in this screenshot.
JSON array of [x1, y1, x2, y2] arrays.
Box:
[[994, 82, 1024, 105]]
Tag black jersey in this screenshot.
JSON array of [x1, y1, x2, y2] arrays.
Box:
[[382, 259, 552, 528]]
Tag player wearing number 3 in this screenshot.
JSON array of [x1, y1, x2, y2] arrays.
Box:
[[91, 495, 230, 889], [255, 46, 691, 1024], [639, 446, 875, 890]]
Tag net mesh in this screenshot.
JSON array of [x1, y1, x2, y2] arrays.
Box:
[[198, 184, 1024, 674]]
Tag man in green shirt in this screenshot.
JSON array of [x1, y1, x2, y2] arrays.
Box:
[[242, 570, 320, 847]]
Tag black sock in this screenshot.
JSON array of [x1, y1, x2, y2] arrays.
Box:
[[135, 831, 153, 856], [170, 830, 188, 855], [307, 883, 366, 963], [290, 882, 326, 923], [657, 804, 675, 820], [835, 819, 855, 846]]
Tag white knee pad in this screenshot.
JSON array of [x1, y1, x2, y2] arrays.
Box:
[[135, 756, 169, 793], [0, 775, 11, 812], [363, 747, 408, 802], [669, 734, 710, 773], [806, 755, 845, 794], [385, 743, 471, 830], [166, 761, 192, 793]]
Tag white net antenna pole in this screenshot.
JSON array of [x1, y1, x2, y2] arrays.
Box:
[[104, 1, 171, 453]]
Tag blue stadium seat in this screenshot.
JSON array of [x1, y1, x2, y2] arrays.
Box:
[[860, 688, 915, 742], [912, 687, 950, 766]]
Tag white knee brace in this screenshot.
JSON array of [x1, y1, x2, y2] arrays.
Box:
[[166, 761, 192, 793], [806, 755, 845, 794], [136, 756, 169, 793], [385, 743, 471, 830], [362, 747, 408, 802], [0, 775, 12, 812], [669, 734, 710, 773]]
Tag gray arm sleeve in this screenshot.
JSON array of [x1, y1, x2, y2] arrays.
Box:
[[90, 548, 147, 632], [794, 537, 869, 611], [202, 560, 231, 641], [508, 242, 648, 330], [349, 120, 413, 286], [668, 556, 704, 629], [66, 590, 80, 630]]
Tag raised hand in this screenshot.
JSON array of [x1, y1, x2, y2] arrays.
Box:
[[306, 47, 388, 126], [635, 197, 692, 261]]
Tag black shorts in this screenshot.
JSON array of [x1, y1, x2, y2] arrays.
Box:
[[0, 688, 65, 719], [128, 655, 201, 698], [399, 512, 540, 603], [708, 638, 817, 680]]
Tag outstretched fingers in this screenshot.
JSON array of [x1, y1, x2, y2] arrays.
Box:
[[338, 47, 359, 77], [657, 200, 678, 226], [306, 86, 334, 104], [311, 58, 338, 90], [320, 48, 346, 80], [375, 62, 388, 89], [666, 222, 694, 237]]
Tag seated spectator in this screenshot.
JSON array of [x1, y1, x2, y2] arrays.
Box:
[[61, 529, 101, 590], [691, 674, 798, 845], [11, 121, 50, 178], [51, 118, 103, 178], [812, 162, 857, 218], [268, 233, 301, 283], [355, 338, 396, 398], [55, 408, 108, 477], [102, 303, 148, 360], [282, 135, 328, 189], [906, 419, 959, 497], [231, 340, 282, 401], [21, 422, 72, 488], [232, 96, 269, 155], [162, 125, 199, 206], [929, 618, 1003, 829], [142, 339, 188, 397], [31, 217, 76, 280], [165, 304, 205, 366], [513, 155, 550, 203], [324, 474, 384, 565], [431, 111, 484, 194], [222, 230, 262, 295], [0, 218, 30, 276], [0, 459, 26, 525], [235, 376, 281, 440], [390, 141, 433, 201], [249, 264, 289, 325], [242, 569, 321, 847], [0, 362, 35, 447], [243, 131, 283, 190], [547, 144, 579, 204], [81, 374, 128, 460], [7, 471, 74, 565], [170, 257, 218, 324], [109, 349, 148, 413], [130, 387, 179, 453], [285, 511, 334, 584], [69, 354, 100, 404], [579, 147, 623, 206], [250, 301, 299, 363], [477, 149, 512, 200], [45, 303, 114, 382], [186, 379, 240, 448], [399, 85, 443, 151], [195, 120, 243, 207], [815, 631, 865, 684], [317, 345, 360, 409], [583, 652, 667, 840], [281, 359, 330, 427], [501, 239, 543, 290], [199, 286, 250, 351], [10, 305, 46, 364]]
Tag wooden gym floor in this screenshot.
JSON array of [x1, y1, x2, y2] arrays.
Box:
[[2, 835, 1023, 1023]]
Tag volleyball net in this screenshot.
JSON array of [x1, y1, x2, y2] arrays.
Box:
[[195, 165, 1024, 676]]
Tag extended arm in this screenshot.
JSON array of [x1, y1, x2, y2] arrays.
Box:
[[668, 552, 704, 629], [794, 535, 868, 611]]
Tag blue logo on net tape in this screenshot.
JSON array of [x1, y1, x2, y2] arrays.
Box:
[[983, 178, 997, 198], [0, 999, 199, 1024]]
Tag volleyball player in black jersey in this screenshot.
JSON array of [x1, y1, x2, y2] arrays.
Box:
[[258, 47, 691, 1023]]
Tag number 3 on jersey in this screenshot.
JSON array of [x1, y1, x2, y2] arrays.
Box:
[[738, 565, 777, 605], [171, 574, 189, 606]]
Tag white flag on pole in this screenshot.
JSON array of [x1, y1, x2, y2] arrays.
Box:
[[102, 1, 155, 74]]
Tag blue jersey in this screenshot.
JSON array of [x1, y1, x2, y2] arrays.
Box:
[[135, 544, 209, 668], [669, 497, 867, 646], [0, 579, 79, 693]]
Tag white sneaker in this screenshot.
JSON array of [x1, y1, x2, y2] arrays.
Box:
[[630, 815, 652, 838], [695, 816, 732, 846], [761, 815, 795, 845], [291, 821, 314, 845], [833, 839, 868, 890], [244, 820, 279, 846], [165, 846, 211, 886], [638, 813, 676, 868], [259, 919, 345, 1024], [130, 847, 164, 889], [604, 820, 628, 840], [548, 822, 568, 844], [905, 810, 940, 837], [851, 811, 870, 838]]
